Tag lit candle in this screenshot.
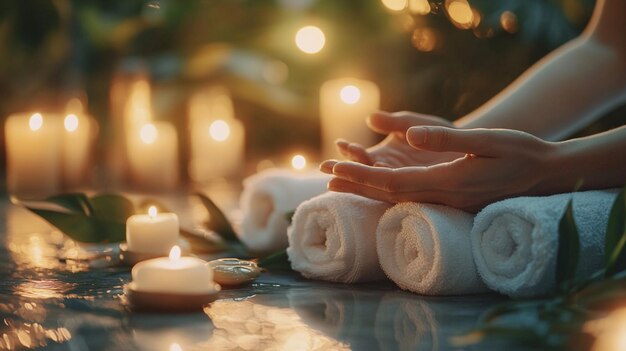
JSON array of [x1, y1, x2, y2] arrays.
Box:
[[126, 206, 179, 254], [320, 78, 380, 159], [62, 113, 93, 188], [127, 121, 179, 191], [188, 88, 245, 181], [4, 113, 62, 198], [131, 246, 215, 294]]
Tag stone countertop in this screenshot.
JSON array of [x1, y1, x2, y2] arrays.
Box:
[[0, 201, 524, 351]]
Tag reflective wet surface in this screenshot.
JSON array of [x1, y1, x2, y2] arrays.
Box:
[[0, 201, 521, 350]]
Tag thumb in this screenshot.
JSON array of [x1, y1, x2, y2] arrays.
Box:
[[367, 111, 448, 134], [406, 127, 501, 157]]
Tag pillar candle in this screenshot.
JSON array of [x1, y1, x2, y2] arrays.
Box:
[[126, 206, 179, 254], [5, 113, 62, 198], [127, 121, 179, 191], [320, 78, 380, 159], [188, 88, 244, 181], [62, 113, 93, 188]]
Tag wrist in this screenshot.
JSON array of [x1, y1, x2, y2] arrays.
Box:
[[532, 139, 583, 195]]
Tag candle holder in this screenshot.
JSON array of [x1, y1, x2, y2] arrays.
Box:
[[119, 241, 190, 266], [124, 282, 221, 313]]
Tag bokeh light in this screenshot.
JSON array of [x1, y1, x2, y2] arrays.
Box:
[[500, 11, 518, 33], [446, 0, 474, 29], [29, 113, 43, 131], [381, 0, 408, 12], [291, 154, 306, 170], [139, 123, 158, 144], [409, 0, 430, 15], [339, 85, 361, 104], [295, 26, 326, 54], [210, 120, 231, 142], [64, 114, 79, 132], [411, 28, 438, 52]]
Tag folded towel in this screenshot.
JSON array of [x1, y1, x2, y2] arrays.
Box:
[[239, 169, 330, 253], [472, 190, 617, 298], [287, 192, 390, 283], [377, 203, 487, 295]]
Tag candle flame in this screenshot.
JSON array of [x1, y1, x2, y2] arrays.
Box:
[[139, 123, 158, 144], [64, 114, 79, 132], [291, 154, 306, 170], [209, 120, 230, 142], [148, 206, 157, 219], [169, 245, 181, 260], [29, 113, 43, 131], [339, 85, 361, 104]]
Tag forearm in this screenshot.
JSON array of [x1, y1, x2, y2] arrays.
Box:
[[536, 125, 626, 194], [456, 0, 626, 141]]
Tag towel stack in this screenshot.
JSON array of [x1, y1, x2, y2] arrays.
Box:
[[240, 169, 618, 297]]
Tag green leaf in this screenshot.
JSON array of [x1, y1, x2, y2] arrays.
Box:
[[556, 199, 580, 291], [88, 194, 135, 223], [258, 250, 292, 271], [46, 193, 94, 216], [195, 193, 240, 244], [605, 187, 626, 277], [25, 207, 126, 243]]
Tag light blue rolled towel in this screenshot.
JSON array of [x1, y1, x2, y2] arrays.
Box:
[[471, 190, 618, 298]]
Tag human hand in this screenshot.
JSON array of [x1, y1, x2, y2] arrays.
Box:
[[321, 126, 556, 212], [336, 111, 464, 167]]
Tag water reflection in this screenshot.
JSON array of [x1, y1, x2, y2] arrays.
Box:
[[128, 313, 213, 351], [203, 296, 350, 350], [287, 288, 381, 350]]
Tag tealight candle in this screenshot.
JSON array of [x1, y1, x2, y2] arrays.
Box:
[[126, 206, 179, 254], [320, 78, 380, 159], [131, 246, 215, 294]]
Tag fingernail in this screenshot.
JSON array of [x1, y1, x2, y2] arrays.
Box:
[[409, 127, 428, 145]]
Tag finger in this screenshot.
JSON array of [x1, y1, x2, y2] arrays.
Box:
[[319, 160, 338, 174], [367, 111, 449, 134], [347, 142, 371, 164], [373, 161, 393, 168], [406, 127, 502, 157], [331, 161, 439, 192]]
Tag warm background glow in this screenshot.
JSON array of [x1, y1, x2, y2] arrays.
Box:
[[64, 114, 79, 132], [381, 0, 407, 12], [291, 154, 306, 170]]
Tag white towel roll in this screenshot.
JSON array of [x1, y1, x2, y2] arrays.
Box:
[[472, 190, 617, 298], [377, 203, 487, 295], [239, 169, 330, 253], [287, 192, 390, 283]]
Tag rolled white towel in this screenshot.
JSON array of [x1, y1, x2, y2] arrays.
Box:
[[239, 169, 330, 253], [472, 190, 617, 298], [287, 192, 390, 283], [377, 203, 487, 295]]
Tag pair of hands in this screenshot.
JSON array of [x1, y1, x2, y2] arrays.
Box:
[[320, 111, 555, 212]]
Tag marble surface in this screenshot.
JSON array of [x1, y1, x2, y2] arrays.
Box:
[[0, 200, 522, 351]]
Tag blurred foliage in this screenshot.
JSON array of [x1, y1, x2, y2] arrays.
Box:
[[0, 0, 603, 165]]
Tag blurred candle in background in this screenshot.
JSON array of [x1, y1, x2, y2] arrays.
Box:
[[62, 113, 93, 188], [188, 87, 245, 182], [5, 113, 62, 198], [127, 121, 179, 191], [320, 78, 380, 159]]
